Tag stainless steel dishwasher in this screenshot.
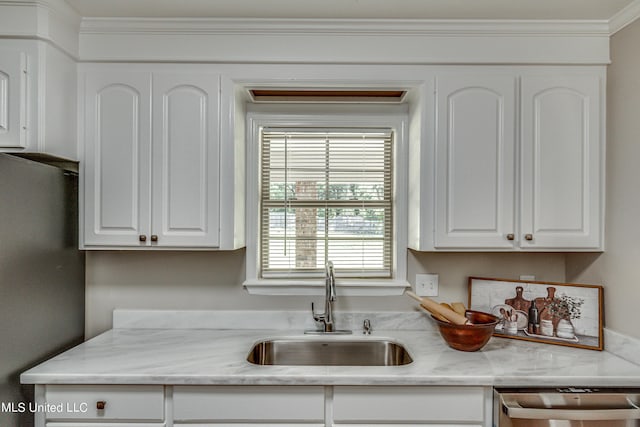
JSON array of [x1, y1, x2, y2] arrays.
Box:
[[494, 388, 640, 426]]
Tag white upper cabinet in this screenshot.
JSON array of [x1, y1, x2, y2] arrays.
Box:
[[82, 68, 221, 249], [434, 73, 516, 249], [520, 72, 602, 250], [0, 40, 78, 160], [83, 71, 152, 247], [0, 47, 27, 149], [411, 66, 604, 251], [151, 73, 220, 247]]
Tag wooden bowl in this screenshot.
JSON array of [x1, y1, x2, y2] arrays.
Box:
[[431, 310, 500, 352]]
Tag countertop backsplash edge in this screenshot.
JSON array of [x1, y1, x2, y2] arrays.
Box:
[[113, 310, 640, 365], [603, 328, 640, 365], [113, 309, 436, 332]]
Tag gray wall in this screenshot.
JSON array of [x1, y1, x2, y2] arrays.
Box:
[[566, 18, 640, 340], [85, 249, 566, 337]]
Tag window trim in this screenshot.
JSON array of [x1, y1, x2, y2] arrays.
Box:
[[243, 107, 409, 296]]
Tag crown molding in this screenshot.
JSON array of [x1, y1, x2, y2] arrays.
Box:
[[609, 0, 640, 34], [0, 0, 80, 56], [79, 17, 611, 36]]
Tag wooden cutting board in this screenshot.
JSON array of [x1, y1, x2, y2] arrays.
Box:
[[504, 286, 531, 312]]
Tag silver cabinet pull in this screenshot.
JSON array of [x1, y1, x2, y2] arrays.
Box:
[[524, 234, 534, 241]]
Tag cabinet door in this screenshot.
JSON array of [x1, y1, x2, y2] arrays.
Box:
[[151, 73, 220, 247], [0, 48, 27, 148], [83, 71, 152, 246], [434, 73, 516, 249], [520, 73, 602, 249]]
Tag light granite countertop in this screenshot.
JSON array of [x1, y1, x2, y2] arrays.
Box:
[[20, 310, 640, 388]]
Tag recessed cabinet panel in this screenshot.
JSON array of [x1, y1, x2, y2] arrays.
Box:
[[152, 73, 220, 247], [333, 386, 485, 423], [83, 72, 151, 246], [521, 74, 601, 249], [98, 86, 141, 229], [0, 71, 8, 132], [435, 74, 516, 248], [0, 49, 26, 148], [165, 87, 207, 229], [173, 386, 324, 422], [534, 89, 584, 230]]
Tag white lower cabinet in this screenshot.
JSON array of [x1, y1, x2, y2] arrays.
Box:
[[172, 385, 489, 427], [42, 385, 164, 426], [38, 385, 490, 427]]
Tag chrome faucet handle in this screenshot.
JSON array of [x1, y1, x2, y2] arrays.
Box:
[[311, 302, 324, 322], [363, 319, 372, 335]]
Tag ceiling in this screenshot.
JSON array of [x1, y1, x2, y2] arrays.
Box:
[[64, 0, 636, 21]]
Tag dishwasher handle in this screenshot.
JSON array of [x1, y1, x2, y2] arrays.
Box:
[[501, 396, 640, 421]]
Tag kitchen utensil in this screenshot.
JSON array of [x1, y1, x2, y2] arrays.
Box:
[[431, 310, 500, 351], [405, 291, 471, 325], [514, 310, 528, 330], [451, 302, 466, 315], [504, 319, 518, 335], [492, 304, 514, 320]]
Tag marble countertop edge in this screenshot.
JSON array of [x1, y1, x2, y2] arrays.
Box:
[[19, 310, 640, 388]]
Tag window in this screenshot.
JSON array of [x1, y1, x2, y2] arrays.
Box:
[[260, 128, 393, 279], [244, 109, 408, 295]]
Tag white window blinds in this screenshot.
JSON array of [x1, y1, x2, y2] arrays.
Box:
[[260, 128, 393, 278]]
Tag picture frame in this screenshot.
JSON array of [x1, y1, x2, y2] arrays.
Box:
[[468, 276, 604, 351]]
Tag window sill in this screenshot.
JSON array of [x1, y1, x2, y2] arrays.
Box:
[[243, 278, 410, 296]]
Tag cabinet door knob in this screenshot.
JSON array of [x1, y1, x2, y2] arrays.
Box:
[[524, 234, 534, 241], [96, 401, 106, 410], [139, 235, 147, 242], [150, 235, 158, 242], [506, 233, 515, 241]]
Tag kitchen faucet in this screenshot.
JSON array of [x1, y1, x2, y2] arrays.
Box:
[[306, 261, 351, 334]]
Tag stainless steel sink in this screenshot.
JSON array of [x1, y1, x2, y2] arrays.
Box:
[[246, 338, 413, 366]]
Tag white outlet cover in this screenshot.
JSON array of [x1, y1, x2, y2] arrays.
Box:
[[415, 273, 439, 296]]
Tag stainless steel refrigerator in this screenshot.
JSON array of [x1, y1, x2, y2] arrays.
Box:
[[0, 153, 85, 427]]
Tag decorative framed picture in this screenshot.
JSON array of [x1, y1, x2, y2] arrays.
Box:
[[468, 276, 604, 351]]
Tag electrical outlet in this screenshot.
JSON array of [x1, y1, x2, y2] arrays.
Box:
[[415, 274, 439, 296]]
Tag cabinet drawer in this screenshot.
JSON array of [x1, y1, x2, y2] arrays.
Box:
[[333, 386, 485, 423], [46, 424, 164, 427], [173, 386, 325, 422], [45, 385, 164, 421]]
